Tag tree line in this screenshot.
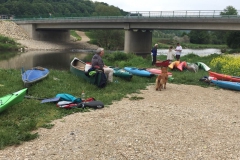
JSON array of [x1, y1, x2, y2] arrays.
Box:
[[0, 1, 239, 49]]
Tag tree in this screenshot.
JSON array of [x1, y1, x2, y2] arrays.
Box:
[[221, 6, 239, 48], [220, 6, 238, 15], [226, 31, 240, 49], [189, 30, 210, 44]]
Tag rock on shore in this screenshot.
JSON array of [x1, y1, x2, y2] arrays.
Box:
[[0, 20, 98, 50]]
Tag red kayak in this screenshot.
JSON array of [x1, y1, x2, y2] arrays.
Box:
[[209, 71, 240, 82], [177, 61, 187, 71], [146, 68, 172, 76], [155, 60, 171, 67]]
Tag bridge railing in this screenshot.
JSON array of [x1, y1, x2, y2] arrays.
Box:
[[11, 10, 240, 21], [127, 10, 240, 18]]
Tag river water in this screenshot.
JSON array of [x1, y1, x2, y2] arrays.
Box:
[[0, 48, 221, 70]]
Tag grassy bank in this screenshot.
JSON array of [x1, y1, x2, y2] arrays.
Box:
[[0, 35, 19, 51], [0, 52, 238, 149]]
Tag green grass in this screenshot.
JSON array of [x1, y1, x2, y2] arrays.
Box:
[[0, 52, 234, 149], [70, 30, 81, 41], [0, 35, 20, 51]]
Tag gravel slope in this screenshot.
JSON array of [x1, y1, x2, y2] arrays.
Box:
[[0, 84, 240, 159], [0, 21, 98, 50]]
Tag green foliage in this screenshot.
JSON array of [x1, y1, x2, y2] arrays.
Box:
[[226, 31, 240, 49], [70, 30, 81, 41], [86, 29, 124, 50], [210, 55, 240, 76], [0, 0, 125, 18], [0, 35, 19, 51], [189, 30, 210, 44], [220, 6, 238, 15]]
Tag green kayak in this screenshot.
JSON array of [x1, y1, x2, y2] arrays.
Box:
[[110, 67, 133, 80], [196, 62, 211, 71], [0, 88, 28, 113]]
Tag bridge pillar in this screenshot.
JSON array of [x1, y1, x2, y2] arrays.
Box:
[[124, 29, 152, 55], [19, 24, 70, 42]]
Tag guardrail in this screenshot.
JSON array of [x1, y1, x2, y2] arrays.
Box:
[[127, 10, 240, 18], [11, 10, 240, 21]]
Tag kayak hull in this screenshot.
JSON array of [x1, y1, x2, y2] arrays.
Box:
[[22, 67, 49, 86], [0, 88, 28, 113], [110, 67, 133, 80], [177, 61, 187, 71], [124, 67, 154, 77], [146, 68, 172, 76], [196, 62, 210, 71], [209, 71, 240, 82], [211, 80, 240, 91], [70, 57, 106, 87]]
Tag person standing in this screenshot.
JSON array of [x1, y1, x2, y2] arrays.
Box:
[[175, 43, 182, 61], [167, 46, 175, 61], [151, 44, 158, 65], [91, 48, 114, 82]]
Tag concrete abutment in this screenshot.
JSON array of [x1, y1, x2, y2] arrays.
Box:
[[124, 29, 152, 55], [19, 24, 70, 42]]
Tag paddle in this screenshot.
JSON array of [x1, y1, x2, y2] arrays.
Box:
[[24, 96, 60, 103], [24, 95, 45, 100]]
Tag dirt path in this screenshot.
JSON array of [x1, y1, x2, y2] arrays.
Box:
[[76, 31, 90, 42], [1, 83, 240, 159]]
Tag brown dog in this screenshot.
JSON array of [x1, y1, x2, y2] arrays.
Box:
[[155, 67, 168, 91]]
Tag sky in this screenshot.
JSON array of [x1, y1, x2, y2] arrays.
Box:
[[94, 0, 240, 11]]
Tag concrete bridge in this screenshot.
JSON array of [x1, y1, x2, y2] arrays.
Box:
[[13, 10, 240, 55]]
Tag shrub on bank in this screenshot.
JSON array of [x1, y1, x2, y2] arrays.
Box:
[[0, 35, 19, 51]]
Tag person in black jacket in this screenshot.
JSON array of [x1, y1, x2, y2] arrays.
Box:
[[151, 44, 158, 65]]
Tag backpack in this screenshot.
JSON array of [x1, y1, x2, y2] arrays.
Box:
[[95, 70, 107, 88]]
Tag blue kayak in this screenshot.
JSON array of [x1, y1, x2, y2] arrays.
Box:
[[22, 66, 49, 86], [211, 80, 240, 91], [124, 67, 154, 77]]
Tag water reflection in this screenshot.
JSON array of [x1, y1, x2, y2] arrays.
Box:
[[0, 48, 221, 70], [158, 48, 221, 56], [0, 50, 94, 70]]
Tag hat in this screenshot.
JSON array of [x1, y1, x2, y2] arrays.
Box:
[[155, 44, 158, 46]]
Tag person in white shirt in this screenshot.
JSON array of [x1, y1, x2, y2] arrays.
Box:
[[167, 46, 175, 61], [175, 43, 182, 61]]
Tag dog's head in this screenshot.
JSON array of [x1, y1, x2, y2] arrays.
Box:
[[161, 67, 168, 73]]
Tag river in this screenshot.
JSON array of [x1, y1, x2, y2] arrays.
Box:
[[0, 48, 221, 70]]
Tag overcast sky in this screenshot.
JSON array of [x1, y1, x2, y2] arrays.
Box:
[[95, 0, 240, 11]]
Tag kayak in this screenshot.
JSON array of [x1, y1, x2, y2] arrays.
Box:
[[124, 67, 154, 77], [70, 57, 107, 88], [196, 62, 211, 71], [0, 88, 28, 113], [146, 68, 172, 76], [209, 71, 240, 82], [177, 61, 187, 71], [168, 61, 175, 69], [109, 67, 133, 80], [155, 60, 171, 67], [186, 63, 199, 72], [168, 61, 180, 69], [22, 66, 49, 87], [211, 80, 240, 91]]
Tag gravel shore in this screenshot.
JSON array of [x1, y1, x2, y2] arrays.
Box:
[[0, 84, 240, 159]]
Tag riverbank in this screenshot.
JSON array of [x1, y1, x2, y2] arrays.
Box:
[[0, 21, 98, 51]]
